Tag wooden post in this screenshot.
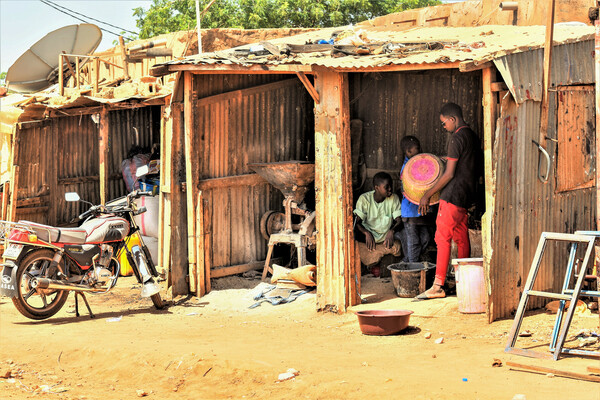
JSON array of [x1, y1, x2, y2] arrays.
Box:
[[313, 67, 357, 312], [183, 71, 198, 293], [58, 54, 64, 96], [75, 57, 80, 91], [595, 17, 600, 231], [539, 0, 555, 152], [98, 107, 109, 205], [196, 191, 206, 296], [118, 36, 130, 80], [481, 66, 496, 322], [94, 57, 100, 95], [8, 167, 19, 223], [1, 181, 9, 220]]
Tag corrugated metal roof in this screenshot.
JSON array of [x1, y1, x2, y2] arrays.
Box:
[[494, 39, 594, 103], [154, 25, 594, 71]]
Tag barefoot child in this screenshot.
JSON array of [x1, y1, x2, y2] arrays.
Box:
[[416, 103, 481, 300]]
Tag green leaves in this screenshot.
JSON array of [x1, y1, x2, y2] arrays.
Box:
[[134, 0, 441, 39]]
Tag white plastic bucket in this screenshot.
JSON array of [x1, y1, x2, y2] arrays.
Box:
[[452, 258, 486, 314]]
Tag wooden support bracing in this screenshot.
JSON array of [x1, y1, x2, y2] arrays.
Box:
[[296, 72, 320, 104], [98, 107, 109, 205], [313, 67, 359, 312]]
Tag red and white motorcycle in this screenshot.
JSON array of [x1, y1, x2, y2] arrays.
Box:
[[0, 183, 163, 320]]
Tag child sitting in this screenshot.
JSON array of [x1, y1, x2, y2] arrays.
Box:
[[398, 136, 431, 263], [354, 172, 402, 275]]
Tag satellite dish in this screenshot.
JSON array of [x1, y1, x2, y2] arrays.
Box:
[[6, 24, 102, 93]]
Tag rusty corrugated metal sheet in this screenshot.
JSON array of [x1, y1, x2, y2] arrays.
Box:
[[494, 40, 594, 104], [489, 98, 596, 320], [155, 25, 593, 72], [191, 74, 313, 268], [349, 69, 483, 190], [107, 107, 160, 201]]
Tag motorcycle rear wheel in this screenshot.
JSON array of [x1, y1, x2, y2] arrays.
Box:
[[12, 249, 70, 320]]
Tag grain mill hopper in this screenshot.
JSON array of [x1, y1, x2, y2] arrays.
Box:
[[249, 161, 316, 281]]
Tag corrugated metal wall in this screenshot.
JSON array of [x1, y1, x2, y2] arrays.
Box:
[[13, 107, 159, 227], [107, 107, 160, 201], [348, 69, 483, 191], [490, 96, 596, 320], [14, 122, 53, 224], [191, 74, 314, 269]]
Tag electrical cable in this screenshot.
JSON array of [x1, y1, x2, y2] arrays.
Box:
[[39, 0, 136, 40], [43, 0, 139, 35]]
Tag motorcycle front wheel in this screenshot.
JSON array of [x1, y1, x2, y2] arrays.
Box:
[[12, 249, 69, 320]]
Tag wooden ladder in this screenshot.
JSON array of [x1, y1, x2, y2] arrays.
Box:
[[505, 231, 599, 360]]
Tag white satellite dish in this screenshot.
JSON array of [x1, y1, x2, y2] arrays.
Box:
[[6, 24, 102, 93]]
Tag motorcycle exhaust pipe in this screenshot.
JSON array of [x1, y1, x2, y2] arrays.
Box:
[[31, 278, 107, 293]]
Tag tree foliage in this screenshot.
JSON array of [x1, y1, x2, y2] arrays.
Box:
[[134, 0, 440, 39]]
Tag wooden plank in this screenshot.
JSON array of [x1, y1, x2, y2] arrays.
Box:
[[203, 195, 212, 293], [296, 72, 320, 104], [210, 258, 283, 279], [184, 71, 197, 293], [196, 191, 206, 296], [1, 182, 10, 220], [491, 82, 508, 92], [196, 78, 300, 107], [539, 0, 556, 151], [459, 60, 494, 73], [58, 54, 64, 96], [507, 361, 600, 383], [197, 173, 267, 191], [94, 57, 100, 95], [596, 19, 600, 231], [98, 107, 109, 205], [8, 166, 19, 223], [75, 57, 80, 90], [588, 366, 600, 374]]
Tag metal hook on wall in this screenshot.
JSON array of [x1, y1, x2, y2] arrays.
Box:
[[532, 139, 550, 183]]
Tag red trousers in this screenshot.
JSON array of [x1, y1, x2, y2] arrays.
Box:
[[434, 200, 470, 286]]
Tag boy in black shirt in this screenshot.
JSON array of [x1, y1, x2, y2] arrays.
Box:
[[416, 103, 481, 300]]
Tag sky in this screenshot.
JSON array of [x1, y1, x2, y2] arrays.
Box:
[[0, 0, 152, 73]]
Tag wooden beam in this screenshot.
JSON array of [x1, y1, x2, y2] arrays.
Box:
[[197, 173, 267, 191], [203, 194, 212, 294], [507, 361, 600, 383], [94, 57, 100, 95], [8, 166, 19, 223], [540, 0, 556, 150], [75, 57, 80, 91], [61, 52, 77, 90], [58, 54, 64, 96], [165, 64, 313, 74], [98, 107, 109, 205], [314, 67, 357, 312], [595, 19, 600, 232], [588, 366, 600, 375], [210, 258, 283, 279], [1, 182, 10, 221], [459, 60, 494, 73], [482, 66, 495, 322], [491, 82, 508, 92], [184, 71, 197, 294], [296, 72, 320, 104]]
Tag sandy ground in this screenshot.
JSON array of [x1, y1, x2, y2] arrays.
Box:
[[1, 274, 599, 400]]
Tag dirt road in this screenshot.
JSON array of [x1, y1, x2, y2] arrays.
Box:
[[1, 276, 598, 399]]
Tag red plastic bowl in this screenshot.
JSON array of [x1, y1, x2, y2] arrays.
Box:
[[355, 310, 414, 336]]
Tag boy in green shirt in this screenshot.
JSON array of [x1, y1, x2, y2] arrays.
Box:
[[354, 172, 402, 275]]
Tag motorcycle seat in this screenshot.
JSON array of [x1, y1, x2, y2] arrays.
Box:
[[19, 221, 87, 244], [19, 216, 129, 244]]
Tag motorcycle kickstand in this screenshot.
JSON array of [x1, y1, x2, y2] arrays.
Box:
[[74, 292, 95, 319]]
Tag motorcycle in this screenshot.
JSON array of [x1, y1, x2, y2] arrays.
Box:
[[0, 179, 164, 320]]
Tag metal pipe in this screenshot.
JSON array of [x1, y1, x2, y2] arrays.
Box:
[[31, 278, 106, 293], [127, 38, 168, 53], [499, 2, 518, 11]]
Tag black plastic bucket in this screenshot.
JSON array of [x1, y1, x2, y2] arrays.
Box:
[[387, 262, 436, 298]]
